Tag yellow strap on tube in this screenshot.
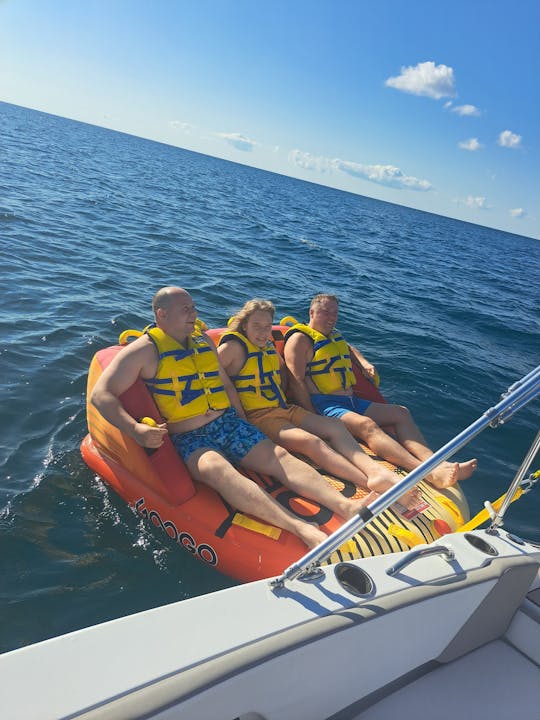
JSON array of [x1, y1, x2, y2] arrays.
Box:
[[457, 488, 523, 533], [232, 513, 282, 540], [435, 495, 465, 527]]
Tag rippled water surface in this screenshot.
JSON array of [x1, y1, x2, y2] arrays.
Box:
[[1, 101, 538, 653]]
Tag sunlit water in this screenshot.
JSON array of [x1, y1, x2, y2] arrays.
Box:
[[0, 101, 538, 652]]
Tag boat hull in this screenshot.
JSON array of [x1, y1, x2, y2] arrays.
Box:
[[2, 531, 539, 720]]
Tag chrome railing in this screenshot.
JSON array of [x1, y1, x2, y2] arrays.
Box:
[[271, 365, 540, 587]]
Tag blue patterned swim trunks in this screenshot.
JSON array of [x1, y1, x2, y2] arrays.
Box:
[[170, 408, 267, 463], [311, 393, 371, 419]]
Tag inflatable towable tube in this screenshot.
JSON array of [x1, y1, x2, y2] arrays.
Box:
[[81, 324, 470, 583]]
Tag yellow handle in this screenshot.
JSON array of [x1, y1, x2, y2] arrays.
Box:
[[118, 329, 143, 345], [194, 318, 208, 334], [388, 524, 425, 547], [279, 315, 298, 326], [457, 488, 523, 533], [139, 416, 158, 427], [435, 495, 465, 527]]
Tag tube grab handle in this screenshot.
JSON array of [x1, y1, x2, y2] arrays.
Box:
[[386, 545, 455, 577]]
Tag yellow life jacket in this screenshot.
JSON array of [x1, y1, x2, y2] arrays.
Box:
[[284, 323, 356, 394], [143, 326, 230, 422], [219, 331, 287, 411]]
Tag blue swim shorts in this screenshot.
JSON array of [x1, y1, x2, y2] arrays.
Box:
[[311, 393, 371, 419], [170, 408, 267, 464]]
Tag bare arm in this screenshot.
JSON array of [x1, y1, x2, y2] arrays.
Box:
[[90, 336, 168, 448], [210, 335, 247, 419], [349, 343, 377, 381], [283, 333, 317, 412]]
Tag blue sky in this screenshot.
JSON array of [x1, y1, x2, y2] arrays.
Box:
[[2, 0, 539, 239]]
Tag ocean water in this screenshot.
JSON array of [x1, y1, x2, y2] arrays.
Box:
[[0, 101, 538, 654]]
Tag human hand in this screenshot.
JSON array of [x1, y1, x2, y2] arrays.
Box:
[[362, 362, 376, 380], [134, 418, 168, 448]]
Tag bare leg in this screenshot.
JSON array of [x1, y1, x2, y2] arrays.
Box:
[[298, 413, 419, 501], [241, 439, 379, 521], [345, 403, 477, 488], [273, 422, 370, 486], [187, 448, 326, 549]]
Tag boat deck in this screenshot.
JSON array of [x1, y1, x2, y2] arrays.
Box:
[[353, 639, 540, 720], [347, 594, 540, 720]]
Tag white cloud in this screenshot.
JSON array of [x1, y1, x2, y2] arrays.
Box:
[[459, 138, 483, 151], [498, 130, 522, 148], [288, 150, 432, 191], [509, 208, 526, 218], [464, 195, 490, 209], [287, 150, 333, 173], [385, 61, 456, 99], [334, 160, 431, 191], [169, 120, 193, 133], [451, 104, 481, 116], [217, 132, 258, 152]]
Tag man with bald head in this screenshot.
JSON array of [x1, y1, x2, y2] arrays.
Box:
[[91, 287, 376, 549]]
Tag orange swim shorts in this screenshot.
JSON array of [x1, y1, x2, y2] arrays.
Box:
[[246, 404, 310, 442]]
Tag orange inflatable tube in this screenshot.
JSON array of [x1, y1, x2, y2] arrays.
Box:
[[81, 327, 469, 582]]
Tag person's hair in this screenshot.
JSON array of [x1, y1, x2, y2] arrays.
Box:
[[310, 293, 339, 310], [229, 299, 275, 333]]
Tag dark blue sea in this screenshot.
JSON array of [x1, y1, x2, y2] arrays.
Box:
[[1, 101, 539, 654]]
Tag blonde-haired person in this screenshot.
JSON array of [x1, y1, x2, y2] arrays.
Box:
[[283, 293, 477, 489], [218, 298, 420, 506]]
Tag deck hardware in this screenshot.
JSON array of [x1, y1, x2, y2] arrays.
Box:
[[463, 534, 498, 556], [335, 563, 374, 596], [386, 545, 455, 577], [487, 428, 540, 534]]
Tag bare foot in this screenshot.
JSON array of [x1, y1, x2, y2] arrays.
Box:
[[341, 491, 380, 519], [457, 459, 478, 480], [366, 468, 403, 494], [429, 461, 459, 489], [397, 485, 423, 509], [366, 468, 422, 508], [297, 523, 328, 549]]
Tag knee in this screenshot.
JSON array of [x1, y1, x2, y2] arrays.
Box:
[[194, 450, 225, 477], [392, 404, 411, 423], [305, 434, 328, 455], [272, 444, 291, 463], [361, 417, 382, 441]]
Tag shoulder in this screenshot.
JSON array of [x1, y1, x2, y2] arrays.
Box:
[[121, 333, 158, 371], [216, 333, 247, 371], [97, 334, 157, 392], [283, 330, 313, 363], [284, 330, 312, 350], [218, 331, 247, 349]]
